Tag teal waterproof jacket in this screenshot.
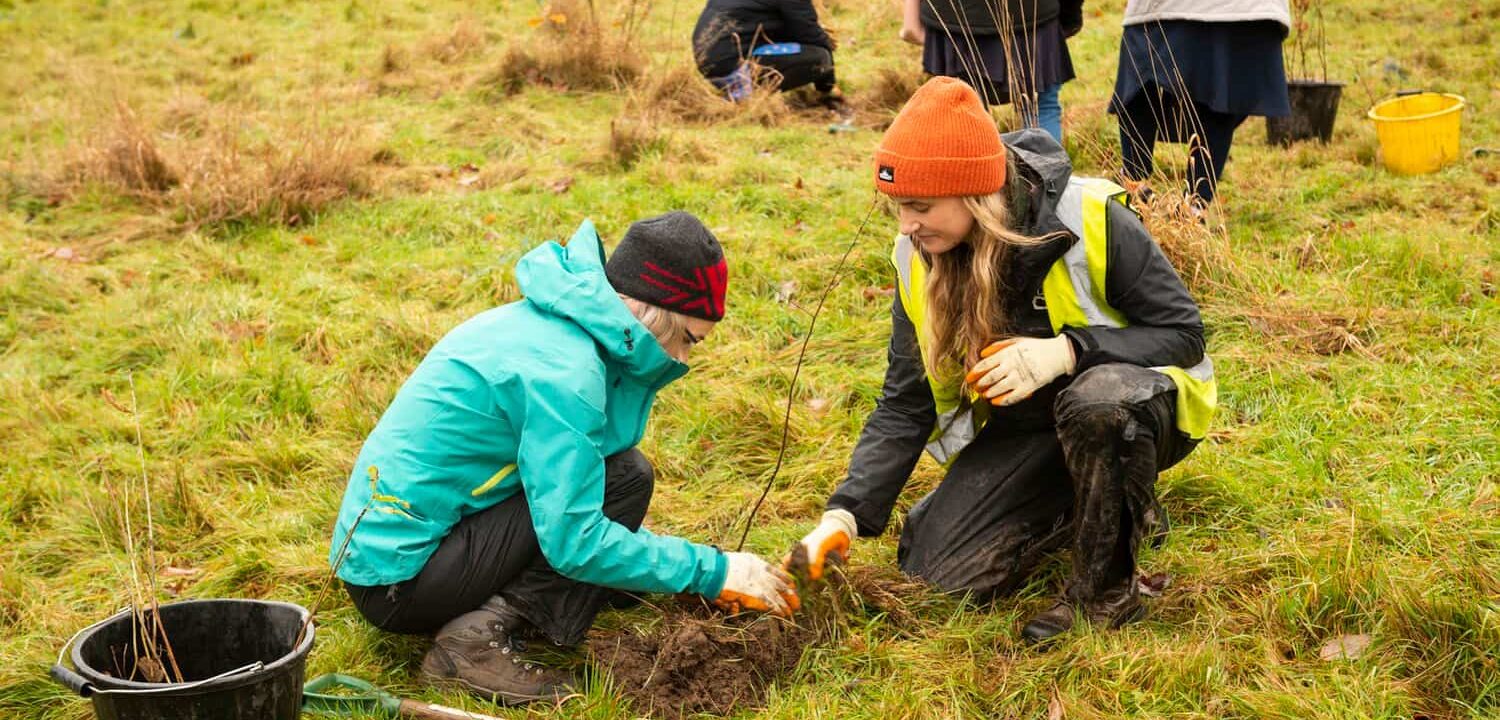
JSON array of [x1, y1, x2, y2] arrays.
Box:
[[329, 221, 728, 599]]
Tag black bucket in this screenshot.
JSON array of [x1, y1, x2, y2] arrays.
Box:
[[50, 599, 314, 720], [1267, 80, 1344, 145]]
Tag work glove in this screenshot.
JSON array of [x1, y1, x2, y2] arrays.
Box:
[[713, 552, 800, 616], [966, 336, 1076, 406], [784, 509, 857, 581]]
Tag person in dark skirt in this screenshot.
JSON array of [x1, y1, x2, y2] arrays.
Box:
[[692, 0, 843, 107], [901, 0, 1083, 142], [1109, 0, 1292, 208]]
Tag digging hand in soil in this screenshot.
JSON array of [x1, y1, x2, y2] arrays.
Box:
[[785, 508, 856, 580], [714, 552, 800, 616]]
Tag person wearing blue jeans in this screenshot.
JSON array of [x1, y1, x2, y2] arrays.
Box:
[[901, 0, 1083, 144]]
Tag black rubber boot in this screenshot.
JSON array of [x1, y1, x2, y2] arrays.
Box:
[[420, 596, 574, 706]]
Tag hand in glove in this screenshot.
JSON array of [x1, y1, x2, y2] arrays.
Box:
[[965, 336, 1076, 406], [783, 509, 857, 581], [713, 552, 800, 616]]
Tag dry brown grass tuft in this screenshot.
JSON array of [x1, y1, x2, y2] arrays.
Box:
[[624, 63, 789, 126], [482, 0, 648, 96], [858, 66, 923, 116], [175, 121, 372, 228], [52, 100, 371, 229], [1133, 195, 1245, 295], [1244, 307, 1378, 357], [424, 17, 487, 65], [608, 116, 665, 169], [63, 101, 180, 197]]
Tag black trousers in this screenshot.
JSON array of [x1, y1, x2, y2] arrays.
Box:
[[1116, 90, 1246, 205], [702, 45, 837, 94], [756, 44, 836, 93], [897, 364, 1197, 609], [345, 449, 655, 647]]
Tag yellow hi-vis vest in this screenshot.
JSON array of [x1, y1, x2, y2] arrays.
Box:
[[892, 176, 1217, 466]]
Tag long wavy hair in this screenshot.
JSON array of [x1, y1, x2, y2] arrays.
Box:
[[918, 192, 1049, 380]]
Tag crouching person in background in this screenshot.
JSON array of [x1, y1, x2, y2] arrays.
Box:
[[692, 0, 845, 109], [329, 212, 798, 705]]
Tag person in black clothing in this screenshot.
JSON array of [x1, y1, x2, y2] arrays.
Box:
[[901, 0, 1083, 141], [692, 0, 842, 104], [787, 78, 1217, 642]]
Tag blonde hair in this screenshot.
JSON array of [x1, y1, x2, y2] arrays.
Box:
[[620, 294, 695, 361], [919, 192, 1049, 379]]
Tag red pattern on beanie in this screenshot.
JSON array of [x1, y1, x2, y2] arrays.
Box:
[[874, 77, 1006, 197], [639, 259, 728, 320]]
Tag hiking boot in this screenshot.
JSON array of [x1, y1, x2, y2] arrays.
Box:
[[1021, 590, 1147, 644], [1020, 600, 1075, 644], [420, 596, 574, 706]]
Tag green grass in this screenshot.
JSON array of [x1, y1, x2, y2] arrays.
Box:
[[2, 0, 1497, 718]]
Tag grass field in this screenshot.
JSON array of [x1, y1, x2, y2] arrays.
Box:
[[1, 0, 1497, 717]]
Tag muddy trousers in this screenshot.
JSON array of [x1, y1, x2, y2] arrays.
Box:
[[897, 364, 1197, 611], [344, 449, 655, 647]]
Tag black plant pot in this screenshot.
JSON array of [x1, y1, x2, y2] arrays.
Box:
[[1266, 79, 1344, 145]]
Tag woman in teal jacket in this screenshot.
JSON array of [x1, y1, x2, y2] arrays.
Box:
[[329, 212, 797, 705]]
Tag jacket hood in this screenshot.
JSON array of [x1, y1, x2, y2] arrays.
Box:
[[1001, 127, 1075, 237], [515, 220, 689, 387]]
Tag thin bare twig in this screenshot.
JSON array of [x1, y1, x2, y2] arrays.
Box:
[[735, 198, 880, 551]]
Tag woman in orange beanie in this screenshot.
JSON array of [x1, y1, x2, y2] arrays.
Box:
[[788, 77, 1217, 642]]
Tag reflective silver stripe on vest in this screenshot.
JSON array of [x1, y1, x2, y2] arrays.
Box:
[[927, 405, 976, 466], [1154, 355, 1215, 381], [1055, 181, 1123, 329], [893, 234, 915, 290]]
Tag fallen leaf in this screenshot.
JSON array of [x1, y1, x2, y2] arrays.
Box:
[[549, 12, 567, 24], [527, 16, 545, 27], [775, 280, 798, 303], [162, 566, 202, 578], [229, 51, 256, 67], [1047, 693, 1064, 720], [862, 285, 894, 301], [1137, 572, 1172, 597], [482, 213, 497, 225], [458, 173, 482, 187], [44, 246, 84, 262], [794, 177, 804, 190], [459, 162, 480, 173], [1318, 634, 1371, 661], [299, 235, 317, 246], [807, 398, 831, 416], [548, 176, 574, 194]]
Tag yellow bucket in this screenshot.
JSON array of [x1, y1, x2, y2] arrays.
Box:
[[1367, 93, 1466, 175]]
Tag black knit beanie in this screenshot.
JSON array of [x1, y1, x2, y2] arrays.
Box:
[[606, 211, 728, 321]]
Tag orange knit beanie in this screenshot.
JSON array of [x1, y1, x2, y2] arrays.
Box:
[[874, 77, 1006, 197]]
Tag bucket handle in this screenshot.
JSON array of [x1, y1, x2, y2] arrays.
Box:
[[51, 609, 265, 697], [1395, 89, 1425, 97]]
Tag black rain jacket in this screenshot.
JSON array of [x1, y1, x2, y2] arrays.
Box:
[[827, 128, 1206, 537], [692, 0, 833, 77]]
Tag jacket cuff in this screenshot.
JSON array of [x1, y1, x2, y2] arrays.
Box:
[[698, 549, 729, 598], [827, 500, 885, 538], [1061, 328, 1097, 370]]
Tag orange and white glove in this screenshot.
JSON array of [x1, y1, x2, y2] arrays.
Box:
[[966, 336, 1076, 406], [713, 552, 800, 616], [784, 509, 857, 581]]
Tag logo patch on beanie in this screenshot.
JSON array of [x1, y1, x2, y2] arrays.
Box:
[[877, 165, 896, 183]]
